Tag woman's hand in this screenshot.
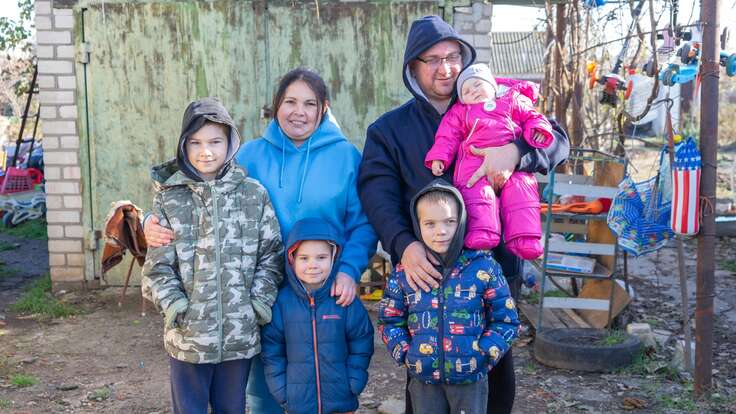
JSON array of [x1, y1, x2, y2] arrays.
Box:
[[401, 241, 441, 293], [332, 272, 357, 306], [144, 215, 175, 248], [466, 143, 520, 191]]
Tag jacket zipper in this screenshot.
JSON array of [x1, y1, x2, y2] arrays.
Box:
[[309, 295, 322, 414], [210, 183, 224, 363], [437, 270, 446, 383], [456, 115, 480, 184]]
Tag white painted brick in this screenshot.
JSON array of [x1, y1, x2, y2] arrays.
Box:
[[54, 14, 74, 29], [37, 74, 56, 88], [474, 34, 491, 49], [42, 137, 60, 150], [49, 253, 66, 266], [44, 166, 61, 180], [38, 60, 73, 74], [475, 19, 491, 33], [65, 225, 84, 239], [63, 195, 83, 209], [59, 106, 77, 119], [39, 90, 74, 105], [66, 253, 85, 267], [47, 211, 81, 225], [53, 8, 74, 16], [36, 1, 51, 15], [56, 45, 75, 59], [476, 48, 491, 64], [63, 166, 81, 179], [36, 45, 54, 58], [46, 195, 63, 209], [45, 181, 79, 194], [50, 267, 83, 282], [42, 120, 77, 135], [40, 106, 57, 119], [36, 15, 52, 30], [60, 135, 80, 149], [57, 76, 77, 89], [472, 2, 485, 16], [47, 225, 64, 238], [36, 30, 71, 45], [44, 150, 78, 165]]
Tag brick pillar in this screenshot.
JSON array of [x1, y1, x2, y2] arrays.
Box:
[[35, 0, 87, 289], [453, 2, 493, 64]]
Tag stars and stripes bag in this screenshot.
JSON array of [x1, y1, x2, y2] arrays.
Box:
[[670, 137, 701, 235]]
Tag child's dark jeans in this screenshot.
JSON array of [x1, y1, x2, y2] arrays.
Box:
[[169, 356, 251, 414], [408, 375, 488, 414]]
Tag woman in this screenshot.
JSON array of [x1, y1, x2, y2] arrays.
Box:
[[145, 68, 377, 413]]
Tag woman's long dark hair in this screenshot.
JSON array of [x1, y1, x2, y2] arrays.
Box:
[[271, 67, 330, 125]]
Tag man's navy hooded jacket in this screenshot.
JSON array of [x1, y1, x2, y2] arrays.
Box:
[[261, 218, 374, 414], [358, 15, 570, 278]]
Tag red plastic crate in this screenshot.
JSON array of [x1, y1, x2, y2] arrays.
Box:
[[0, 167, 35, 194]]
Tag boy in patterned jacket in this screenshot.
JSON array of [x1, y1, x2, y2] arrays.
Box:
[[378, 180, 520, 414], [142, 97, 284, 414]]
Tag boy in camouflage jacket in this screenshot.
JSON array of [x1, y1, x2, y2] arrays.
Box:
[[378, 180, 520, 414], [142, 97, 284, 414]]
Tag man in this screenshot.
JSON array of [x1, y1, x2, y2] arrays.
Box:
[[358, 15, 569, 413]]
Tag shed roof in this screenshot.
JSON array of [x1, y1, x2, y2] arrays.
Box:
[[489, 31, 547, 79]]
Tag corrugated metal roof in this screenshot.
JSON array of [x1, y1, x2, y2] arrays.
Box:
[[489, 32, 547, 78]]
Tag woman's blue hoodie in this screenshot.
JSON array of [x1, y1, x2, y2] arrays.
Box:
[[236, 113, 377, 281], [261, 218, 374, 414]]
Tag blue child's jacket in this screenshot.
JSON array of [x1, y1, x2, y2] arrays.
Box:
[[378, 180, 520, 384], [261, 218, 374, 414]]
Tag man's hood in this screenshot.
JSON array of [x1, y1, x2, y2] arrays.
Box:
[[402, 16, 476, 109], [284, 217, 343, 301], [409, 179, 467, 271], [176, 97, 241, 182]]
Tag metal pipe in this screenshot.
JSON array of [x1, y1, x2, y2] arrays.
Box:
[[12, 65, 37, 168], [695, 0, 719, 396]]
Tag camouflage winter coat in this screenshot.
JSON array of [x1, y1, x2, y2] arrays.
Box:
[[142, 160, 284, 364]]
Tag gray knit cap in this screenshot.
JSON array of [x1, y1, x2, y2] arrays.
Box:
[[456, 63, 497, 103]]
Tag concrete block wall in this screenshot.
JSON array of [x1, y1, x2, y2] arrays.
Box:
[[453, 2, 493, 64], [35, 0, 86, 288]]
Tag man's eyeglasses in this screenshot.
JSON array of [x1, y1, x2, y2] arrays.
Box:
[[416, 52, 462, 69]]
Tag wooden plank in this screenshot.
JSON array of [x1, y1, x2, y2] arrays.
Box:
[[590, 162, 625, 270], [552, 183, 619, 198], [546, 241, 616, 255], [518, 302, 566, 330], [536, 173, 594, 185], [578, 280, 632, 328], [542, 297, 610, 311], [561, 308, 592, 328]]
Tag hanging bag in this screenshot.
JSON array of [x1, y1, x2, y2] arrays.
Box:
[[670, 137, 701, 235]]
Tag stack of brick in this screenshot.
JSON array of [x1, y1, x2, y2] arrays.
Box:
[[453, 2, 493, 65], [35, 0, 86, 288]]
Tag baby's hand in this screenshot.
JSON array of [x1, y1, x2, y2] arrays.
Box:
[[532, 131, 547, 144], [431, 160, 445, 176]]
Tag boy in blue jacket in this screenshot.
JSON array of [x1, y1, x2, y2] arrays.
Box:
[[261, 217, 374, 414], [379, 180, 520, 414]]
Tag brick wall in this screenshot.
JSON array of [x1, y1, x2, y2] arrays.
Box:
[[35, 0, 86, 289], [453, 2, 493, 64]]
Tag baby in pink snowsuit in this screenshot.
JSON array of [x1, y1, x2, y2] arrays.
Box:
[[425, 64, 553, 259]]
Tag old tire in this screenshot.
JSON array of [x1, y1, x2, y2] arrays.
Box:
[[534, 328, 641, 372]]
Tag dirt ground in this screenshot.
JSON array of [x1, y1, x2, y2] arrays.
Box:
[[1, 145, 735, 414]]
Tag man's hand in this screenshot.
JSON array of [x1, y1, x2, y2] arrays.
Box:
[[331, 272, 357, 306], [466, 142, 521, 191], [431, 160, 445, 176], [144, 215, 175, 248], [401, 241, 441, 292]]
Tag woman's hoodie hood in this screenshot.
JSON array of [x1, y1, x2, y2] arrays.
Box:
[[261, 109, 345, 203], [284, 217, 343, 301], [409, 179, 467, 270], [402, 15, 476, 111], [176, 97, 241, 182]]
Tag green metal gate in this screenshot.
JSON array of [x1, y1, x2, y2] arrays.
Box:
[[75, 0, 440, 284]]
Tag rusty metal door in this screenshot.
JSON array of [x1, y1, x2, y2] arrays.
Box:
[[76, 0, 439, 284]]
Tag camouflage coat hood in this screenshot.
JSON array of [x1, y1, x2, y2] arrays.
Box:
[[176, 97, 242, 182], [142, 161, 285, 364]]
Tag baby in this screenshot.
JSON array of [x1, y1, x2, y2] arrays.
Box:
[[425, 63, 554, 260]]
